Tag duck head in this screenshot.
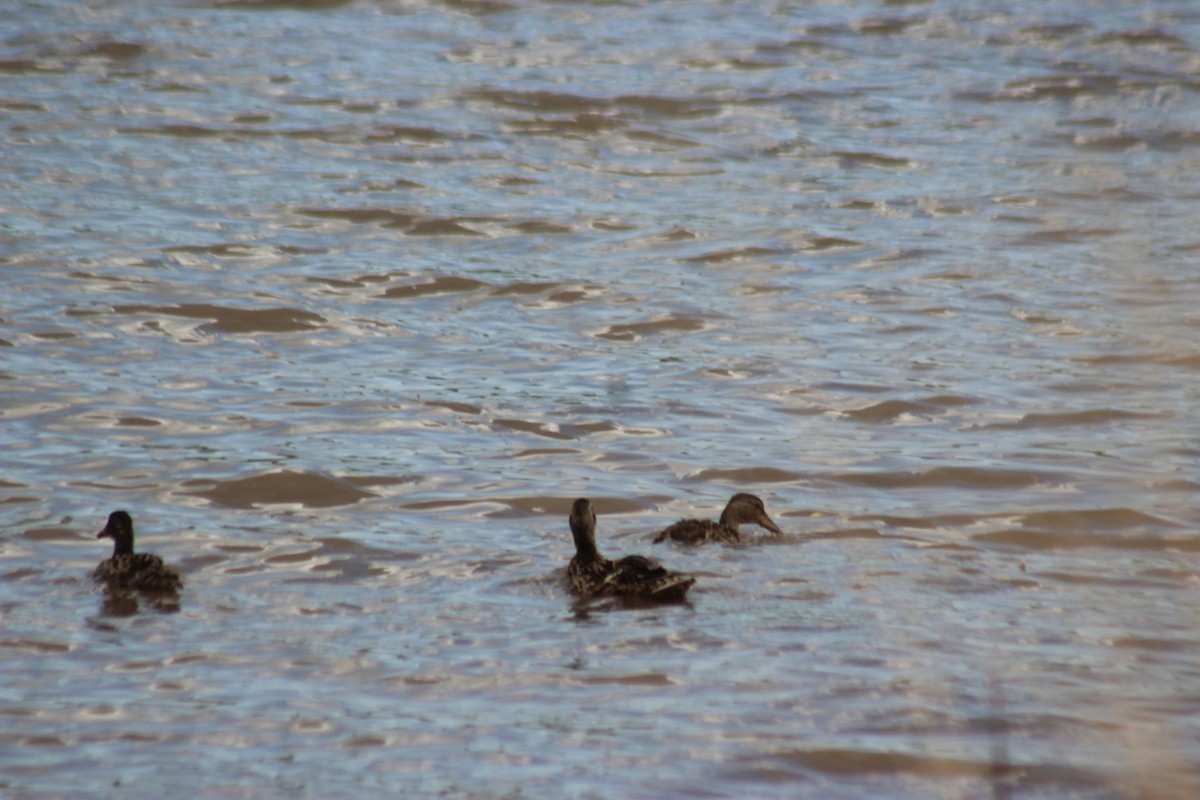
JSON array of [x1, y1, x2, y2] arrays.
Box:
[[97, 510, 135, 556], [721, 493, 782, 534]]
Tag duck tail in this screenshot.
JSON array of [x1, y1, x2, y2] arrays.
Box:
[[648, 575, 695, 602]]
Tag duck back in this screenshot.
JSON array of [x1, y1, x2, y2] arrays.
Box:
[[653, 518, 738, 545], [94, 553, 182, 592]]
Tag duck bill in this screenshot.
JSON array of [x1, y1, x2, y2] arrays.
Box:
[[96, 524, 112, 539], [759, 514, 782, 534]]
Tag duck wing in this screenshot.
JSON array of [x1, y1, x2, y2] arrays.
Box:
[[604, 554, 695, 602], [567, 555, 614, 597]]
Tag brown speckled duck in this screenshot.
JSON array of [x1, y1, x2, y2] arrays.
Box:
[[567, 498, 694, 603], [94, 510, 182, 592], [652, 493, 782, 544]]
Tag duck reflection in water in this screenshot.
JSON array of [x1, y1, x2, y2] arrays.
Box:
[[97, 590, 180, 617]]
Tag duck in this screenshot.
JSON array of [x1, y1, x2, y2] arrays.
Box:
[[567, 498, 694, 603], [93, 510, 182, 592], [652, 493, 782, 544]]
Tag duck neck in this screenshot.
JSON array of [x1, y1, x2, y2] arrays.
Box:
[[573, 533, 602, 564], [111, 532, 134, 556]]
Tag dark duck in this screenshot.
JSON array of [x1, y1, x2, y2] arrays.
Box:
[[652, 493, 782, 544], [93, 510, 182, 592], [567, 498, 694, 603]]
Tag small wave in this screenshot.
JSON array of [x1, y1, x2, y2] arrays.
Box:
[[0, 638, 70, 654], [737, 745, 1116, 792], [1108, 636, 1192, 653], [424, 400, 485, 415], [829, 150, 915, 169], [363, 123, 471, 144], [576, 672, 676, 686], [1092, 29, 1190, 49], [78, 41, 148, 61], [493, 418, 575, 441], [114, 303, 326, 334], [406, 218, 486, 237], [0, 60, 65, 75], [826, 467, 1058, 490], [463, 89, 720, 119], [119, 124, 226, 139], [401, 495, 648, 518], [683, 246, 788, 264], [489, 281, 563, 297], [594, 315, 707, 341], [505, 221, 574, 235], [689, 467, 804, 484], [974, 525, 1198, 553], [19, 526, 81, 542], [115, 417, 161, 428], [380, 276, 488, 299], [295, 207, 418, 227], [209, 0, 354, 9], [179, 470, 376, 509], [987, 74, 1123, 103], [981, 408, 1160, 430], [842, 399, 941, 423], [1018, 508, 1180, 531], [505, 113, 626, 137], [805, 527, 888, 541], [162, 243, 265, 258]]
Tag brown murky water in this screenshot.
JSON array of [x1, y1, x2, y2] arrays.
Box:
[[2, 1, 1199, 797]]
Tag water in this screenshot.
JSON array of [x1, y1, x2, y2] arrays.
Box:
[[3, 0, 1199, 797]]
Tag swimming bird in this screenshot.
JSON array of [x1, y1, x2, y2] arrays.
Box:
[[93, 510, 182, 592], [652, 493, 782, 544], [567, 498, 694, 603]]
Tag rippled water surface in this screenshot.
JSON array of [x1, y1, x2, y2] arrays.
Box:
[[3, 0, 1199, 797]]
